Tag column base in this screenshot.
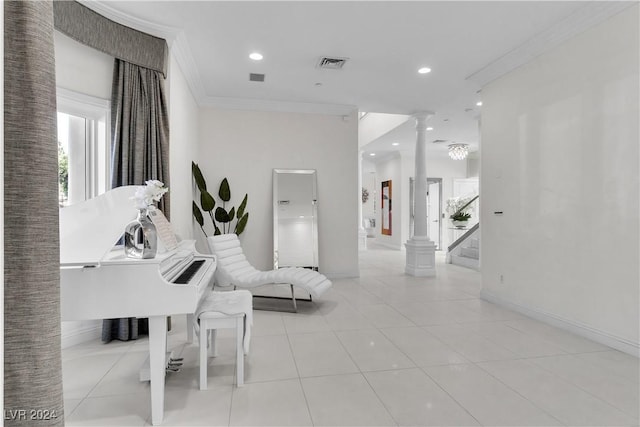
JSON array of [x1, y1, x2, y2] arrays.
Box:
[[358, 228, 368, 250], [404, 237, 437, 277]]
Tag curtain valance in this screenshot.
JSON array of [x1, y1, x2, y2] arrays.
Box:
[[53, 1, 168, 77]]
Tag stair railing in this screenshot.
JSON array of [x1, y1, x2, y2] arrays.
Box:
[[452, 194, 478, 217], [447, 194, 480, 254], [447, 222, 479, 253]]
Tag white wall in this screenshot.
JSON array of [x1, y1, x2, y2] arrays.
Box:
[[167, 52, 199, 240], [358, 113, 410, 148], [197, 108, 359, 278], [54, 31, 113, 99], [480, 6, 639, 354], [466, 152, 480, 178], [362, 159, 377, 227], [399, 152, 414, 247]]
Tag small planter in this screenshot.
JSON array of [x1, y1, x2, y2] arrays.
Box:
[[452, 220, 468, 228]]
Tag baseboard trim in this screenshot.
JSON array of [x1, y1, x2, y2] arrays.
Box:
[[480, 290, 639, 357], [373, 240, 403, 250], [61, 322, 102, 349], [325, 270, 360, 280]]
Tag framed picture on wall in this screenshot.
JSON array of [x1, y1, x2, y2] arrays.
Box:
[[381, 180, 392, 235]]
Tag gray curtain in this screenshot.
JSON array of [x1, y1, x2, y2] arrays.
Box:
[[4, 1, 65, 425], [103, 59, 170, 342]]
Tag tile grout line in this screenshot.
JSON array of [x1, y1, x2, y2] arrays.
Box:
[[284, 308, 317, 426], [524, 353, 640, 420], [350, 267, 486, 425], [333, 314, 400, 427], [418, 365, 485, 427], [64, 343, 133, 421], [472, 359, 570, 426], [359, 370, 400, 427]]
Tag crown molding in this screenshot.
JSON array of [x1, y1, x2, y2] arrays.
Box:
[[200, 96, 358, 116], [467, 1, 636, 87], [82, 1, 181, 42], [169, 32, 207, 105], [85, 1, 206, 105]]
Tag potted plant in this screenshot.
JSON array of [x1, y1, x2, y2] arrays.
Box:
[[450, 211, 471, 228], [192, 162, 249, 236], [446, 195, 477, 228]]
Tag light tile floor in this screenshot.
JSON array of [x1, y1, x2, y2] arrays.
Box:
[[62, 244, 640, 426]]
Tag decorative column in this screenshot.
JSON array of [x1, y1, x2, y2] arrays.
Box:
[[405, 112, 437, 276], [358, 150, 368, 249]]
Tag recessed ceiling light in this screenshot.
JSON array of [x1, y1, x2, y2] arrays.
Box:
[[370, 153, 376, 156], [426, 127, 434, 131], [249, 52, 263, 61], [418, 67, 432, 74], [392, 142, 399, 146], [476, 101, 483, 106]]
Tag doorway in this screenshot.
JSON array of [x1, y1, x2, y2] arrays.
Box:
[[409, 177, 442, 250]]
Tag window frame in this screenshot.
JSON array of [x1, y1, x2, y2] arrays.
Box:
[[56, 88, 111, 202]]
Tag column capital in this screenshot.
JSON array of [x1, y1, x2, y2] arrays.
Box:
[[412, 110, 435, 123]]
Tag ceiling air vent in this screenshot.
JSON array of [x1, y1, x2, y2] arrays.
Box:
[[249, 73, 265, 82], [432, 139, 448, 144], [316, 56, 348, 70]]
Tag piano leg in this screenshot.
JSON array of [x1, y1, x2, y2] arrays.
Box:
[[186, 313, 194, 344], [149, 315, 167, 426]]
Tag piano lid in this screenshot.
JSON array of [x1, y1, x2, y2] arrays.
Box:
[[60, 186, 139, 266]]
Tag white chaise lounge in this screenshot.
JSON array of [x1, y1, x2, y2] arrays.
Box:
[[207, 234, 332, 311]]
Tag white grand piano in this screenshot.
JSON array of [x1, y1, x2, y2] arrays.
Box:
[[60, 186, 216, 425]]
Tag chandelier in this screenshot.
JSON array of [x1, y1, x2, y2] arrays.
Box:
[[448, 143, 469, 160]]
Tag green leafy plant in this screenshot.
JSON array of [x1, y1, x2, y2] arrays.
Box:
[[192, 161, 249, 236], [446, 195, 478, 222], [450, 211, 471, 221], [58, 141, 68, 202]]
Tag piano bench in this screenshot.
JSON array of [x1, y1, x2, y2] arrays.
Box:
[[196, 290, 253, 390], [198, 312, 244, 390]]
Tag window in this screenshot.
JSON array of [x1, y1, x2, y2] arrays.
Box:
[[57, 88, 110, 206]]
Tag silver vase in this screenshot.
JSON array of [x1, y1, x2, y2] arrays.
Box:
[[124, 208, 158, 259]]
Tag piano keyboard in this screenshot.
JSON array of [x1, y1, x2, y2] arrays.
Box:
[[173, 260, 206, 284]]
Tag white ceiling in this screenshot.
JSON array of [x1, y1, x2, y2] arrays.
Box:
[[90, 1, 629, 156]]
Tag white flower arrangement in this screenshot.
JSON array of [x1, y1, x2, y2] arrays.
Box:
[[132, 180, 168, 210], [446, 196, 470, 216], [446, 195, 477, 219]]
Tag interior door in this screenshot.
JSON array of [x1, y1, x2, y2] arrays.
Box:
[[409, 177, 442, 250], [426, 179, 441, 250]]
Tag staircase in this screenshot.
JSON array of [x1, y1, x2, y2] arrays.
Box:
[[445, 195, 480, 271], [446, 224, 480, 271], [450, 236, 479, 270]]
